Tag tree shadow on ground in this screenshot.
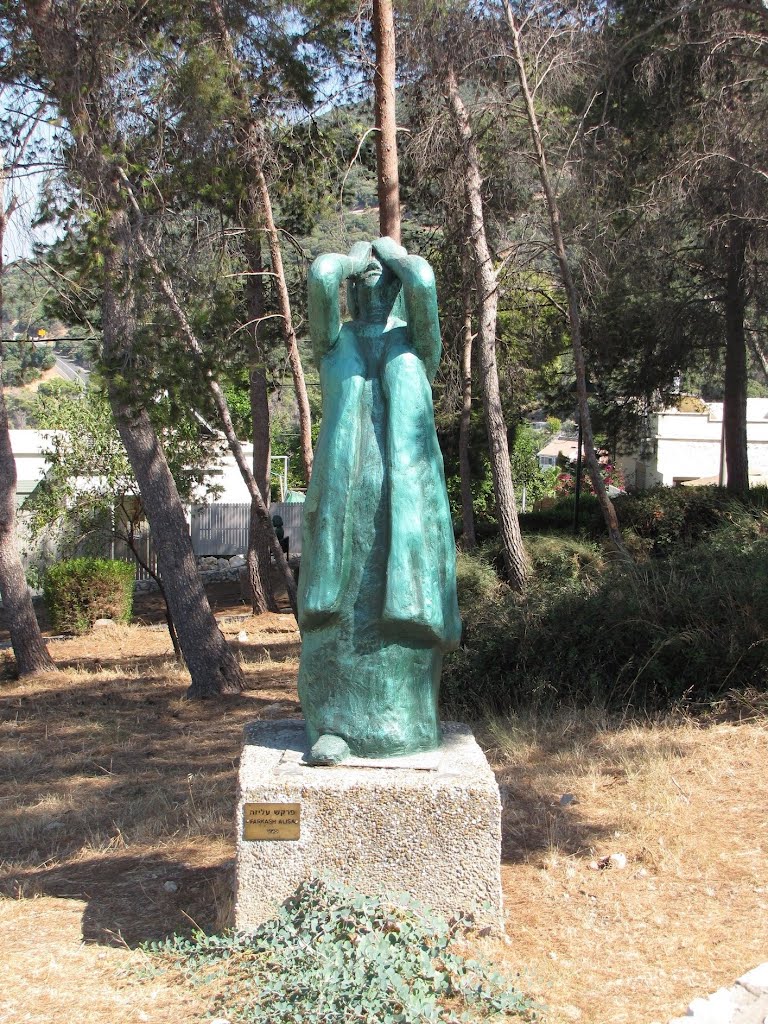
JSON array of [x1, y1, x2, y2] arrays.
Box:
[[0, 657, 300, 950], [2, 852, 234, 947], [499, 782, 619, 864], [43, 638, 301, 677]]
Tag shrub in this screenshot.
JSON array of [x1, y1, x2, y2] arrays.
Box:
[[609, 485, 768, 553], [518, 493, 601, 534], [518, 485, 768, 549], [554, 456, 625, 496], [749, 484, 768, 510], [43, 557, 135, 634], [441, 534, 768, 716], [142, 877, 538, 1023]]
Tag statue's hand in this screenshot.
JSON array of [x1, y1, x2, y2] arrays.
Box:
[[347, 240, 373, 276], [372, 236, 408, 270]]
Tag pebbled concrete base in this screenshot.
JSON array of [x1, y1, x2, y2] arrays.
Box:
[[234, 719, 503, 932], [669, 962, 768, 1024]]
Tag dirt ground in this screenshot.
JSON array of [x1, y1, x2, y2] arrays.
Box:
[[0, 582, 766, 1023]]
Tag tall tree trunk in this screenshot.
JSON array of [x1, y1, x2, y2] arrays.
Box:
[[244, 231, 277, 614], [723, 222, 749, 495], [254, 163, 314, 484], [372, 0, 401, 242], [118, 177, 298, 616], [123, 517, 183, 660], [0, 389, 56, 676], [111, 403, 245, 697], [503, 1, 627, 557], [0, 151, 57, 677], [247, 363, 274, 615], [0, 382, 57, 680], [458, 288, 477, 550], [209, 0, 314, 485], [23, 0, 247, 694], [445, 66, 529, 590], [103, 214, 245, 697]]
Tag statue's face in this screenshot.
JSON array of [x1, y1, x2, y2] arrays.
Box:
[[359, 256, 384, 289], [348, 247, 400, 322]]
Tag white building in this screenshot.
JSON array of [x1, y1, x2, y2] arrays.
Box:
[[203, 445, 290, 504], [619, 398, 768, 489], [536, 436, 580, 470], [7, 429, 303, 569], [9, 430, 60, 506]]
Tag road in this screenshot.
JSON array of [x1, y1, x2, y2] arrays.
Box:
[[53, 353, 90, 385]]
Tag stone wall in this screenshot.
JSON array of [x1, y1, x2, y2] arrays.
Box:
[[133, 553, 246, 593]]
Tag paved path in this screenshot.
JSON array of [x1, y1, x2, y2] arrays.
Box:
[[670, 963, 768, 1023]]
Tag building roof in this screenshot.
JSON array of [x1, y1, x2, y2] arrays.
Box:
[[8, 429, 60, 454], [537, 437, 580, 460], [681, 472, 768, 486], [660, 398, 768, 423]]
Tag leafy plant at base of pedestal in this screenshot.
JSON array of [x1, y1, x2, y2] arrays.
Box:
[[141, 877, 538, 1023]]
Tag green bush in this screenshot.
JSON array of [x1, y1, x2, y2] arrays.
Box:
[[517, 486, 768, 551], [442, 533, 768, 715], [518, 493, 601, 534], [43, 557, 135, 634], [609, 486, 745, 552], [749, 485, 768, 510], [142, 877, 537, 1023]]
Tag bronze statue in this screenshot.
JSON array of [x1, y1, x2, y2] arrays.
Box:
[[298, 237, 461, 764]]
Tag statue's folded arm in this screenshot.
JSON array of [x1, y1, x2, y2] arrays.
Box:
[[307, 253, 349, 362]]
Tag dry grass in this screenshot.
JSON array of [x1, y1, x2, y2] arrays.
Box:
[[483, 710, 768, 1023], [0, 897, 203, 1024], [1, 600, 766, 1024]]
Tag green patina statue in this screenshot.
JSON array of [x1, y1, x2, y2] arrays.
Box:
[[298, 236, 462, 765]]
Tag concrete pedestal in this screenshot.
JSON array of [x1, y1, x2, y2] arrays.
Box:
[[234, 720, 503, 932]]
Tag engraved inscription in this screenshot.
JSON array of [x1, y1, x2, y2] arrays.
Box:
[[243, 802, 300, 841]]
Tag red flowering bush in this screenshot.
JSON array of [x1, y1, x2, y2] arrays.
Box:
[[555, 456, 625, 496]]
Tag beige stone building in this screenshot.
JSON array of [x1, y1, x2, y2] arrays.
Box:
[[619, 398, 768, 489]]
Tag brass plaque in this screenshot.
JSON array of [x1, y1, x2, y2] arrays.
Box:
[[243, 802, 300, 841]]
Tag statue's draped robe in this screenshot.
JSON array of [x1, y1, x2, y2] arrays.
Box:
[[298, 318, 461, 758]]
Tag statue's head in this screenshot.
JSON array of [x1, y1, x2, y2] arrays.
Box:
[[347, 243, 405, 323]]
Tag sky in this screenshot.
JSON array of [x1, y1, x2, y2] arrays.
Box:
[[3, 171, 59, 263], [2, 87, 63, 263]]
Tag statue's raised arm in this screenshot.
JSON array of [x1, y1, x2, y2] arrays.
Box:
[[371, 236, 442, 382], [307, 243, 370, 363]]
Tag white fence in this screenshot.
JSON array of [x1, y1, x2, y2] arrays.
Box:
[[191, 503, 250, 557]]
